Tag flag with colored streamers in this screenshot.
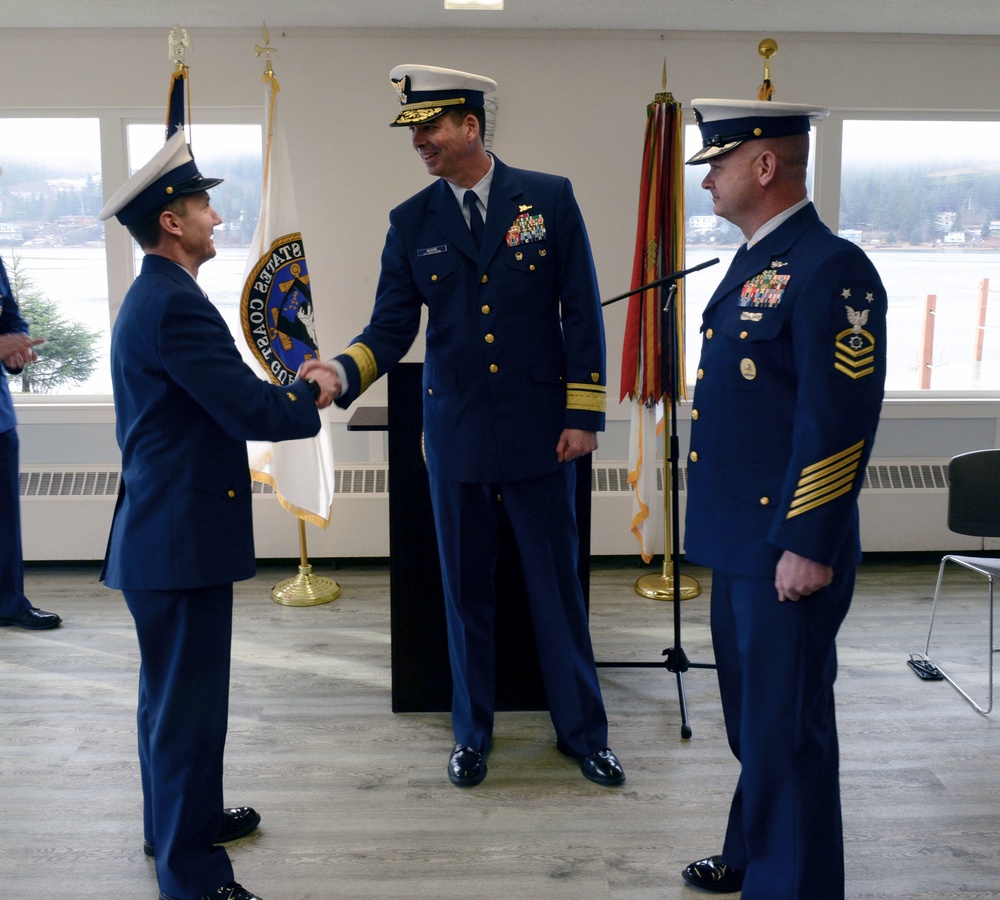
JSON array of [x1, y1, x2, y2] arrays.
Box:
[[620, 94, 686, 562]]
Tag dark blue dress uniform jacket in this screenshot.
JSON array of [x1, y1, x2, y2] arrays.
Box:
[[333, 155, 607, 475], [102, 253, 321, 590], [101, 253, 322, 898], [684, 203, 887, 575]]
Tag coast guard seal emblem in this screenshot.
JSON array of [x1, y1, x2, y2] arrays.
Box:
[[241, 232, 320, 385]]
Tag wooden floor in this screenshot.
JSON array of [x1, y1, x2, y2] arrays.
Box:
[[2, 557, 999, 899]]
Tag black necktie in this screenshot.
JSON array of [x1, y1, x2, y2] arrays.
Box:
[[464, 189, 484, 249]]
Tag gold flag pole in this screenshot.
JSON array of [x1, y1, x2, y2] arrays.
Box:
[[272, 517, 341, 606], [633, 61, 700, 602], [246, 23, 339, 608]]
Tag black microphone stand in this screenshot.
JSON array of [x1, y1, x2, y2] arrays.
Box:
[[598, 258, 719, 739]]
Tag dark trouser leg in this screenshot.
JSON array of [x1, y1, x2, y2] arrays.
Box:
[[428, 476, 499, 753], [125, 584, 235, 899], [0, 428, 29, 617], [499, 466, 608, 755], [711, 568, 853, 900]]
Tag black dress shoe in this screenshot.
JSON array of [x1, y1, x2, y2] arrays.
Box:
[[159, 882, 263, 900], [144, 807, 261, 857], [0, 606, 61, 630], [448, 744, 487, 787], [681, 855, 745, 893], [557, 741, 626, 786]]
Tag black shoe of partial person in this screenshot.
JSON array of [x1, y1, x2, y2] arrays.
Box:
[[681, 855, 745, 893], [144, 807, 261, 857], [159, 882, 263, 900], [0, 606, 62, 630], [556, 741, 626, 786], [448, 744, 487, 787]]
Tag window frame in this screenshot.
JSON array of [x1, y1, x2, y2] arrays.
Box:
[[2, 106, 263, 407]]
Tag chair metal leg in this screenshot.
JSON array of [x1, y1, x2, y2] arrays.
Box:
[[921, 556, 996, 715]]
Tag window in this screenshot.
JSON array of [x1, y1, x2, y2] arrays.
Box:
[[841, 119, 1000, 391], [126, 122, 263, 342], [681, 116, 1000, 393], [0, 117, 263, 397], [0, 117, 108, 395]]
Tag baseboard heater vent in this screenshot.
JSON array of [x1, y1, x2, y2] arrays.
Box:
[[590, 461, 949, 494], [863, 463, 948, 490], [17, 461, 948, 499], [252, 466, 389, 496], [19, 469, 120, 498]]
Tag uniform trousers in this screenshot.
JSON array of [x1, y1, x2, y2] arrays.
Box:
[[0, 428, 30, 618], [711, 566, 855, 900], [124, 584, 236, 899], [428, 464, 608, 757]]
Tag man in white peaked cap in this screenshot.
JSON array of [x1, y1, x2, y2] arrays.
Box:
[[302, 64, 625, 790], [99, 130, 338, 900], [679, 99, 887, 898]]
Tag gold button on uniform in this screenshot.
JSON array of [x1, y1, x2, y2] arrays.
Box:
[[489, 364, 498, 373], [484, 334, 495, 344], [481, 305, 490, 315], [689, 451, 699, 462], [697, 368, 705, 380], [481, 275, 488, 284], [691, 408, 699, 420], [740, 331, 748, 339], [427, 388, 434, 395], [706, 328, 714, 339], [227, 489, 235, 498], [760, 497, 770, 506], [529, 264, 536, 271], [431, 274, 438, 282]]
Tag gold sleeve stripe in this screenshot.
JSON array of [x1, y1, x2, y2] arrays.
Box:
[[798, 439, 866, 477], [786, 439, 866, 520], [566, 382, 607, 414], [834, 353, 876, 380], [343, 343, 378, 394]]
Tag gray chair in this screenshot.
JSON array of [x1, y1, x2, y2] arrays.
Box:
[[918, 448, 1000, 715]]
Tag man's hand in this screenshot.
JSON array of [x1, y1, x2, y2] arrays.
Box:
[[556, 428, 598, 463], [297, 360, 341, 410], [774, 550, 834, 602], [0, 333, 45, 371]]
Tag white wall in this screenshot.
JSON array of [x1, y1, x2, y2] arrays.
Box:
[[7, 26, 1000, 560]]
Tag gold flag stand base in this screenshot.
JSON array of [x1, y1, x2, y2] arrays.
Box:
[[272, 563, 340, 606], [634, 570, 702, 601], [271, 519, 340, 607]]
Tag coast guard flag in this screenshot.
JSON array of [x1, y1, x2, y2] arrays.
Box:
[[240, 67, 334, 527]]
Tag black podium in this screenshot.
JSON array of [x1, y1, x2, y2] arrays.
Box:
[[349, 362, 592, 712]]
